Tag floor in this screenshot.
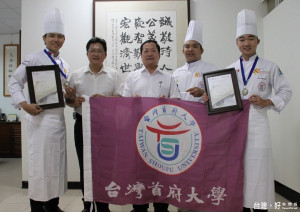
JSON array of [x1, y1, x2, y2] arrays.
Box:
[[0, 158, 298, 212]]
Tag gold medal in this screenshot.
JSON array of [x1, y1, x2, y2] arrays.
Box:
[[242, 88, 248, 96], [64, 81, 69, 87]]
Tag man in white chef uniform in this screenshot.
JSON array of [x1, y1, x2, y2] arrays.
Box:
[[173, 20, 217, 212], [173, 20, 217, 102], [8, 8, 70, 212], [227, 9, 292, 212]]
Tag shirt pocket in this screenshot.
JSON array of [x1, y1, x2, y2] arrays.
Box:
[[159, 86, 169, 97]]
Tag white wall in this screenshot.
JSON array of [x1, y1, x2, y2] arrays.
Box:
[[21, 0, 298, 195], [264, 0, 300, 193], [189, 0, 267, 69], [0, 33, 21, 118]]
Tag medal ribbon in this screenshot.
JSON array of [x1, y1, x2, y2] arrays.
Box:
[[44, 49, 67, 79], [239, 56, 259, 87]]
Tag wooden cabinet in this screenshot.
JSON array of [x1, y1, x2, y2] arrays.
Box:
[[0, 122, 21, 158]]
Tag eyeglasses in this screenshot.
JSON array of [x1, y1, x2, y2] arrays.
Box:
[[88, 49, 104, 54]]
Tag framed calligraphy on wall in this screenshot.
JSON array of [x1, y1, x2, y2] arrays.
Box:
[[3, 44, 20, 97], [93, 0, 190, 81]]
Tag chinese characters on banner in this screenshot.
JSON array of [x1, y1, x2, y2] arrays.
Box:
[[4, 45, 19, 96], [82, 97, 250, 212], [107, 11, 177, 79]]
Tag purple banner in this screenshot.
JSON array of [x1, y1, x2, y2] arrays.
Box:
[[88, 97, 250, 212]]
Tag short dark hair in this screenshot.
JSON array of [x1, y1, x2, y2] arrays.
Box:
[[140, 40, 160, 54], [86, 37, 107, 53]]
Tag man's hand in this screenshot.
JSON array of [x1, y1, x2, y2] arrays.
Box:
[[20, 101, 44, 116], [186, 87, 205, 97], [202, 93, 209, 103], [73, 96, 85, 107], [91, 94, 106, 98], [249, 94, 273, 107], [64, 86, 76, 99]]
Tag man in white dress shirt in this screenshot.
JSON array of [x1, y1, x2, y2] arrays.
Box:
[[65, 37, 123, 212], [173, 20, 217, 102], [123, 40, 179, 99], [227, 9, 292, 212], [123, 39, 180, 212]]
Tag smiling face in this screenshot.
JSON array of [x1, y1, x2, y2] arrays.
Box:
[[183, 40, 204, 63], [87, 42, 107, 68], [236, 34, 260, 60], [141, 42, 160, 71], [43, 33, 65, 56]]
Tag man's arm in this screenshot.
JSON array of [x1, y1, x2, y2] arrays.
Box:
[[20, 101, 44, 116], [249, 94, 274, 107], [65, 96, 85, 108], [186, 87, 205, 97], [64, 85, 78, 107]]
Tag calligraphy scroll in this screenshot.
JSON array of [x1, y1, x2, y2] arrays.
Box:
[[94, 0, 189, 81], [3, 44, 19, 96]]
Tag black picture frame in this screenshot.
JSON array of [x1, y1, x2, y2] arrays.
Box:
[[203, 68, 243, 115], [26, 65, 65, 109]]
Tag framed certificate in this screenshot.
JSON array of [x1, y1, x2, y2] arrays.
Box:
[[26, 65, 65, 109], [203, 68, 243, 115], [3, 44, 20, 97]]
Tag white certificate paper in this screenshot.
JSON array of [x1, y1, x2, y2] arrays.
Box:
[[207, 74, 237, 109], [32, 70, 59, 105]]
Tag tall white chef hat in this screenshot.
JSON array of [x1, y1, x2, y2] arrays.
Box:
[[44, 8, 64, 35], [184, 20, 203, 46], [236, 9, 258, 39]]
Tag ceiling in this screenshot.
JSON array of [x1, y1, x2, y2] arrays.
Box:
[[0, 0, 21, 34], [0, 0, 283, 35]]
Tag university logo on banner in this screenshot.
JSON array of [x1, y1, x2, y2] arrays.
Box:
[[136, 104, 201, 175]]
